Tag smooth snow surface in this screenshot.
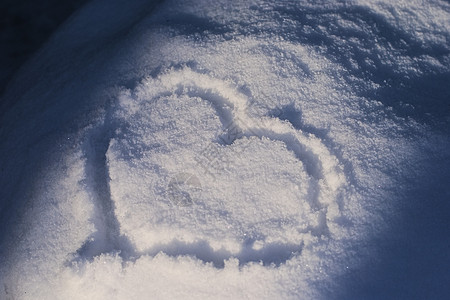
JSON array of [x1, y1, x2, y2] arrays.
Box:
[[1, 0, 449, 299]]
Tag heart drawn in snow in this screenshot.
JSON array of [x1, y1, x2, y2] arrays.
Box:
[[104, 67, 346, 267]]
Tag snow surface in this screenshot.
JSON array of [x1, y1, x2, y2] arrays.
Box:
[[0, 0, 88, 94], [0, 0, 449, 299]]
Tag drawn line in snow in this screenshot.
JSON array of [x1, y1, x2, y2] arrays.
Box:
[[73, 120, 136, 263], [73, 67, 346, 268], [140, 238, 303, 268]]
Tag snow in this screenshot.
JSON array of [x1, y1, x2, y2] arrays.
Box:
[[0, 0, 449, 299], [0, 0, 88, 94]]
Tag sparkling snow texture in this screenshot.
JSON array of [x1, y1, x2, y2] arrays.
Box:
[[0, 0, 449, 299]]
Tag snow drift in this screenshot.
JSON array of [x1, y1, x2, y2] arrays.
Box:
[[0, 0, 449, 299]]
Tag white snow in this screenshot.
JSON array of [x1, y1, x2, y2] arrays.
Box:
[[0, 0, 449, 299]]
